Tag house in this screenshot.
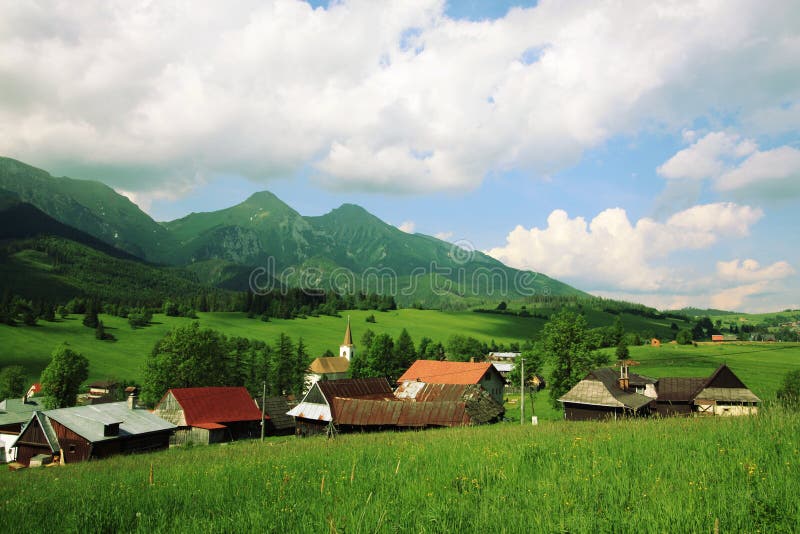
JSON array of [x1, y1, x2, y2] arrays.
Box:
[[561, 364, 760, 420], [711, 334, 724, 342], [87, 380, 120, 404], [488, 352, 519, 361], [288, 378, 394, 435], [397, 360, 507, 405], [256, 396, 296, 436], [11, 400, 175, 466], [491, 362, 514, 378], [288, 377, 504, 436], [305, 318, 354, 388], [152, 387, 264, 445], [650, 338, 661, 347], [0, 396, 45, 463], [558, 366, 656, 421], [25, 383, 41, 398]]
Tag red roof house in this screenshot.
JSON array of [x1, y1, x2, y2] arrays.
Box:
[[397, 360, 506, 405], [153, 387, 264, 445], [711, 334, 724, 342]]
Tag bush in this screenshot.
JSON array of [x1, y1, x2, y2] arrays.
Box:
[[777, 369, 800, 409]]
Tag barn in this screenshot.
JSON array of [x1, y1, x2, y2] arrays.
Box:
[[397, 360, 507, 405], [11, 401, 175, 466], [153, 387, 264, 445]]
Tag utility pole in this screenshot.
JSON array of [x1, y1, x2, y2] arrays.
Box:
[[260, 380, 266, 442], [520, 357, 525, 425]]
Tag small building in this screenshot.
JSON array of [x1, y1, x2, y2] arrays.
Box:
[[691, 364, 760, 416], [397, 360, 507, 405], [87, 380, 120, 404], [153, 387, 264, 445], [25, 383, 41, 398], [0, 396, 45, 463], [650, 338, 661, 347], [487, 352, 520, 361], [559, 367, 656, 421], [491, 362, 514, 378], [305, 318, 354, 389], [711, 334, 724, 342], [256, 396, 296, 436], [11, 401, 175, 466]]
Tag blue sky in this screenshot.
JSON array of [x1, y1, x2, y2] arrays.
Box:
[[0, 0, 798, 312]]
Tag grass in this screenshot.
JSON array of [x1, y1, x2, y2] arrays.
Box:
[[0, 308, 695, 386], [1, 408, 798, 532]]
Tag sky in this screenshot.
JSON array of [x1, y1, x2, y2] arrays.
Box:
[[0, 0, 798, 313]]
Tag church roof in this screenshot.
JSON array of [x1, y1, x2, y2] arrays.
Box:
[[309, 357, 350, 374], [342, 317, 353, 346]]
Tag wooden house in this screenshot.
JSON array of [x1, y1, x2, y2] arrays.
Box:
[[558, 367, 656, 421], [87, 380, 121, 404], [397, 360, 507, 405], [0, 396, 45, 463], [256, 396, 296, 436], [152, 387, 264, 445], [11, 402, 175, 466]]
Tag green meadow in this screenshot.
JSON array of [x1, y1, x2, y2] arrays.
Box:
[[0, 308, 690, 385], [1, 408, 798, 532]]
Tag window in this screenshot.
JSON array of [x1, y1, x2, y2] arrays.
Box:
[[69, 444, 76, 453]]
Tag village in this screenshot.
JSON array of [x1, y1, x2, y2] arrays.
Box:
[[0, 319, 761, 469]]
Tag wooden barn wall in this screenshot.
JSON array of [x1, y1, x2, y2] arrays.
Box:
[[49, 419, 92, 464], [564, 404, 626, 421], [152, 393, 186, 426], [654, 402, 694, 417], [14, 418, 54, 466]]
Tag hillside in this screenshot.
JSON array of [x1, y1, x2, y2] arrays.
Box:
[[1, 410, 797, 532], [0, 157, 175, 261], [0, 157, 585, 307]]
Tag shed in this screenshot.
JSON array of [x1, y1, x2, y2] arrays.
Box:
[[0, 396, 45, 463], [153, 387, 264, 445], [12, 402, 175, 466]]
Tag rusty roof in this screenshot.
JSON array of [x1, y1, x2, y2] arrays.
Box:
[[308, 357, 350, 374], [163, 387, 264, 425], [317, 378, 394, 400], [397, 360, 498, 385], [330, 398, 472, 427]]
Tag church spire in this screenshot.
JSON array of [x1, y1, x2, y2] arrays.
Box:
[[343, 315, 353, 346]]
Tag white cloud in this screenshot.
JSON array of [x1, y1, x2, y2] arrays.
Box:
[[487, 203, 763, 292], [0, 0, 798, 196], [397, 220, 416, 233], [434, 231, 454, 241], [658, 132, 800, 199], [716, 258, 795, 283]]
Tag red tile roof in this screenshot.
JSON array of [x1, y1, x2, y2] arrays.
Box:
[[397, 360, 496, 385], [166, 387, 264, 425]]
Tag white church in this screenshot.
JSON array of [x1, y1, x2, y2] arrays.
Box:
[[304, 317, 354, 389]]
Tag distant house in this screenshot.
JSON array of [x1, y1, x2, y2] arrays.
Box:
[[87, 380, 120, 404], [650, 338, 661, 347], [487, 352, 519, 361], [491, 362, 514, 378], [0, 396, 45, 463], [558, 366, 657, 421], [305, 318, 354, 388], [288, 377, 503, 436], [26, 383, 41, 398], [397, 360, 507, 405], [11, 401, 175, 466], [152, 387, 264, 445], [711, 334, 724, 342], [561, 364, 760, 420]]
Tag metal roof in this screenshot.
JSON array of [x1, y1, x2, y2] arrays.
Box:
[[308, 357, 350, 374], [163, 387, 263, 425], [286, 402, 332, 422], [655, 377, 707, 402], [258, 397, 296, 430], [317, 378, 394, 400], [397, 360, 499, 385], [0, 398, 45, 426], [44, 402, 176, 443], [330, 398, 472, 427], [492, 363, 514, 373]]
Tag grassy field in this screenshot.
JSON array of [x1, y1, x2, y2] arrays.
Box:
[[0, 308, 691, 385], [1, 408, 798, 532]]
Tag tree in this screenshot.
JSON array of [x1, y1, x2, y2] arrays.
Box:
[[777, 369, 800, 409], [292, 338, 310, 396], [141, 323, 231, 406], [615, 340, 629, 360], [0, 365, 27, 400], [611, 316, 625, 346], [95, 320, 106, 340], [496, 301, 507, 311], [82, 300, 99, 329], [446, 334, 486, 362], [393, 329, 417, 376], [56, 305, 69, 319], [40, 344, 89, 409], [271, 333, 295, 396], [541, 310, 609, 408], [366, 334, 395, 379], [676, 329, 693, 345]]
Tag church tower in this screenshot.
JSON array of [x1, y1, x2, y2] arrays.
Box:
[[340, 316, 354, 361]]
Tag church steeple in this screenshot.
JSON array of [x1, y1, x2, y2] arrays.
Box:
[[340, 316, 354, 361]]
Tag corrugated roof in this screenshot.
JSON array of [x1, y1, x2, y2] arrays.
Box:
[[165, 387, 263, 426], [492, 363, 514, 373], [656, 377, 707, 402], [331, 398, 472, 427], [308, 357, 350, 374], [286, 402, 332, 422], [559, 368, 653, 410], [695, 387, 761, 403], [194, 422, 226, 430], [317, 378, 394, 400], [44, 402, 176, 443], [0, 397, 45, 427], [397, 360, 496, 385]]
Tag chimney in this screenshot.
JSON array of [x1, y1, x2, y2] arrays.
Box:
[[127, 393, 137, 410], [22, 393, 28, 404], [618, 362, 629, 391]]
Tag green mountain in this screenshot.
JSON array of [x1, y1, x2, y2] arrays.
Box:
[[0, 157, 586, 306], [0, 157, 175, 261]]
